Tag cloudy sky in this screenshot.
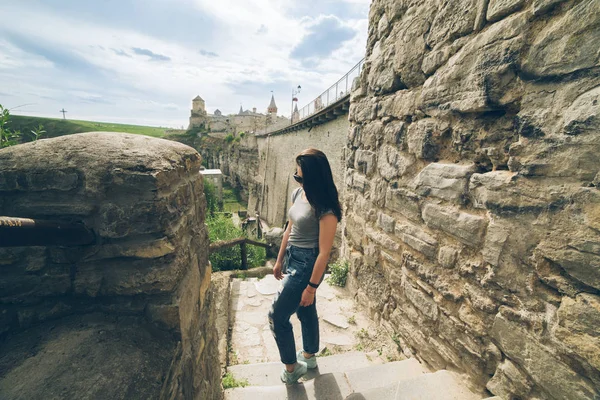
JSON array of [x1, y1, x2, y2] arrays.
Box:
[[0, 0, 370, 128]]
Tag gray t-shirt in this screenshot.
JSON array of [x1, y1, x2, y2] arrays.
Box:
[[288, 187, 333, 248]]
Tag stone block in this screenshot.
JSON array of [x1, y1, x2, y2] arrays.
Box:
[[562, 85, 600, 136], [482, 220, 510, 266], [487, 359, 533, 399], [420, 12, 527, 114], [351, 172, 369, 194], [0, 169, 80, 192], [395, 222, 438, 259], [88, 238, 176, 261], [555, 293, 600, 371], [412, 163, 475, 203], [377, 90, 419, 120], [533, 0, 566, 15], [438, 246, 459, 269], [361, 121, 385, 149], [523, 0, 600, 77], [403, 278, 439, 321], [487, 0, 526, 22], [383, 120, 406, 146], [536, 239, 600, 291], [491, 313, 597, 400], [422, 37, 469, 76], [386, 188, 421, 222], [406, 119, 446, 161], [422, 204, 488, 247], [378, 145, 415, 180], [366, 227, 400, 252], [377, 212, 396, 234], [426, 0, 478, 49], [355, 149, 377, 177], [74, 255, 183, 297]]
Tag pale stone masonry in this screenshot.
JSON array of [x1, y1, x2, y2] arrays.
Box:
[[0, 133, 221, 399], [344, 0, 600, 399]]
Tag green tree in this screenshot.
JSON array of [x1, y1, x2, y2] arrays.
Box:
[[0, 105, 21, 148]]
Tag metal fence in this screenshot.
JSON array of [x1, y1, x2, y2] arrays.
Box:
[[294, 58, 365, 123]]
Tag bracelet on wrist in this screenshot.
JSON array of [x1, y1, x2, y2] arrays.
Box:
[[308, 281, 319, 289]]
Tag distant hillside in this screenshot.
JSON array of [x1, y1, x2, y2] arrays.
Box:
[[8, 115, 168, 141]]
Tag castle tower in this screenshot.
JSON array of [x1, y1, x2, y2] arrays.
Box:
[[239, 104, 244, 115], [267, 94, 278, 116], [192, 95, 206, 114], [189, 95, 208, 130]]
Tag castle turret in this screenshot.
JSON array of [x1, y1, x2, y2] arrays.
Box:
[[192, 95, 206, 114], [267, 94, 278, 116], [189, 95, 208, 130]]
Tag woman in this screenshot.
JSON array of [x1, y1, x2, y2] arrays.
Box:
[[268, 148, 342, 384]]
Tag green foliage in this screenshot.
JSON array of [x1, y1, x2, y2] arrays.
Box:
[[317, 347, 333, 357], [0, 105, 22, 148], [224, 133, 234, 143], [222, 372, 249, 389], [234, 136, 241, 143], [355, 328, 369, 339], [206, 214, 266, 271], [203, 180, 223, 216], [221, 182, 245, 212], [239, 132, 246, 138], [326, 259, 349, 287], [28, 124, 46, 141], [347, 315, 356, 325]]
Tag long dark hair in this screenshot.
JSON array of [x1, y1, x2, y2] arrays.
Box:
[[296, 148, 342, 222]]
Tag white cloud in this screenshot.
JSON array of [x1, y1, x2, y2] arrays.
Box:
[[0, 0, 370, 127]]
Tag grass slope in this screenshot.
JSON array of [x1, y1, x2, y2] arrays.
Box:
[[9, 115, 168, 140]]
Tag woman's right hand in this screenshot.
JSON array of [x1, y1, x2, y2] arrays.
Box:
[[273, 260, 283, 280]]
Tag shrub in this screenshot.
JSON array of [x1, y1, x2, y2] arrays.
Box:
[[224, 133, 234, 143], [239, 132, 246, 138], [222, 372, 248, 389], [206, 214, 266, 271], [203, 180, 223, 216], [326, 259, 349, 287], [0, 105, 21, 148]]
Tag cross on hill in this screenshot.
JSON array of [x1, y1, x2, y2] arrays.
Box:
[[60, 109, 67, 119]]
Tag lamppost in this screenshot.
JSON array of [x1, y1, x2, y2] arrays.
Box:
[[291, 85, 301, 125]]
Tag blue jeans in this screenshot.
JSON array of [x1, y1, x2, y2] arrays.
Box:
[[268, 245, 322, 365]]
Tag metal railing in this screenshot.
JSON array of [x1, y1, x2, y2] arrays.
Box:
[[0, 216, 95, 247], [292, 58, 365, 124]]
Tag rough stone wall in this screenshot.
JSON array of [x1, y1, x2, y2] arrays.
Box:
[[345, 1, 600, 399], [252, 116, 349, 227], [201, 135, 260, 203], [0, 132, 221, 399]]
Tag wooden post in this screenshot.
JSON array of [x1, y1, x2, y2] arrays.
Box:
[[240, 242, 248, 270]]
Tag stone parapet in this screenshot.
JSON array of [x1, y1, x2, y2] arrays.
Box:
[[0, 132, 220, 399]]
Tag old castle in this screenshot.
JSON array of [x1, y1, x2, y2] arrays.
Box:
[[188, 94, 289, 134]]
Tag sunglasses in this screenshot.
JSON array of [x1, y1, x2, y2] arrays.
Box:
[[293, 174, 303, 184]]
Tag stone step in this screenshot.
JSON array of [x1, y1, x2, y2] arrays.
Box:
[[227, 352, 373, 387], [392, 370, 481, 400], [345, 381, 399, 400], [344, 358, 427, 394], [225, 368, 484, 400], [224, 372, 353, 400]]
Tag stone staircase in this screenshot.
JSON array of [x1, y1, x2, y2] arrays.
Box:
[[224, 351, 498, 400]]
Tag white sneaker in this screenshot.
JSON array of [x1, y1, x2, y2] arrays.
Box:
[[280, 361, 308, 384], [297, 350, 318, 369]]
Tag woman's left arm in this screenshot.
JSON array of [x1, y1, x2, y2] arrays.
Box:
[[299, 214, 337, 307]]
